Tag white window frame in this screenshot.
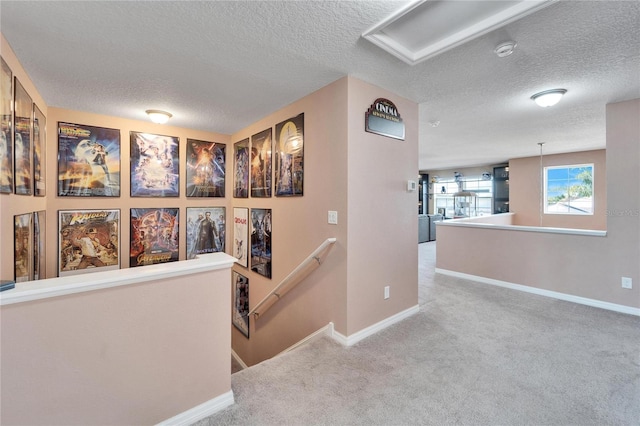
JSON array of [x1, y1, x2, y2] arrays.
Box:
[[543, 163, 594, 215]]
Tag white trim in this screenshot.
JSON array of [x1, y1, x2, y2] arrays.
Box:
[[437, 219, 607, 237], [156, 390, 234, 426], [436, 268, 640, 317], [276, 323, 336, 356], [1, 252, 237, 306], [330, 305, 420, 346], [231, 349, 249, 371]]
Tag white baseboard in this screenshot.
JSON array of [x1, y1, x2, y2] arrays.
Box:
[[436, 268, 640, 317], [231, 348, 249, 370], [330, 304, 420, 346], [156, 390, 234, 426], [276, 323, 336, 356]]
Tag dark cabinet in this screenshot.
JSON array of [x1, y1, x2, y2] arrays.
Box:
[[493, 166, 509, 213]]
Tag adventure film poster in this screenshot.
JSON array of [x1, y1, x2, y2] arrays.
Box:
[[275, 113, 304, 197], [33, 105, 46, 196], [130, 208, 179, 267], [250, 208, 272, 279], [33, 210, 46, 280], [57, 122, 120, 197], [233, 207, 249, 268], [186, 207, 225, 259], [130, 131, 179, 197], [250, 128, 272, 198], [14, 212, 33, 282], [233, 138, 249, 198], [58, 209, 120, 277], [186, 139, 225, 197], [232, 271, 250, 338], [14, 77, 32, 195], [0, 56, 13, 193]]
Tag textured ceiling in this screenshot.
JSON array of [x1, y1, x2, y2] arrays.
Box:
[[1, 1, 639, 171]]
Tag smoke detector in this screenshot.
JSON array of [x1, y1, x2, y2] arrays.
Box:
[[494, 41, 517, 57]]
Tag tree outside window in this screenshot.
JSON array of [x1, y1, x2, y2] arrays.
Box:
[[544, 164, 594, 214]]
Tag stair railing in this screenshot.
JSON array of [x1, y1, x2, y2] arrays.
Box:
[[248, 237, 336, 319]]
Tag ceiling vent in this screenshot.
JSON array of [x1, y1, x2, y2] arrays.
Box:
[[362, 0, 555, 65]]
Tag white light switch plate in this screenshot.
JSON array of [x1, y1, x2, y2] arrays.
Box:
[[328, 211, 338, 225]]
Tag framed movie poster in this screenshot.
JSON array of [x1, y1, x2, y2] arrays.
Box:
[[186, 139, 225, 197], [232, 271, 250, 338], [250, 208, 272, 278], [33, 210, 45, 280], [58, 122, 120, 197], [130, 132, 179, 197], [233, 207, 249, 267], [14, 212, 33, 282], [186, 207, 225, 259], [233, 138, 249, 198], [0, 56, 13, 194], [250, 128, 272, 198], [275, 113, 304, 196], [33, 105, 46, 196], [130, 208, 179, 267], [13, 77, 32, 195], [58, 209, 120, 277]]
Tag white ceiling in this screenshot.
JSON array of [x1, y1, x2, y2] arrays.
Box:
[[1, 1, 639, 171]]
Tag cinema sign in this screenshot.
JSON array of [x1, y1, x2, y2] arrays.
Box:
[[365, 98, 405, 140]]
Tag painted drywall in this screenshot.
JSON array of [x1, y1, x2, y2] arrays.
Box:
[[1, 34, 47, 281], [436, 99, 639, 309], [0, 267, 232, 425], [228, 77, 349, 366], [346, 76, 419, 335], [510, 149, 606, 230]]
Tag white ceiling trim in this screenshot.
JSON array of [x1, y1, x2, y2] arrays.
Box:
[[362, 0, 557, 65]]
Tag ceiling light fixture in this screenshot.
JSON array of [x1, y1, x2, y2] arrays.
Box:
[[494, 41, 517, 57], [530, 89, 567, 107], [146, 109, 173, 124]]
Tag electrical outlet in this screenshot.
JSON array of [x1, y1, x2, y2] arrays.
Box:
[[622, 277, 633, 289], [328, 211, 338, 225], [384, 286, 390, 300]]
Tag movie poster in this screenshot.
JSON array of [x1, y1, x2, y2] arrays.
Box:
[[233, 207, 249, 268], [130, 208, 179, 267], [58, 209, 120, 277], [186, 139, 225, 197], [250, 129, 272, 198], [33, 105, 46, 196], [234, 138, 249, 198], [57, 122, 120, 197], [14, 212, 32, 282], [0, 57, 13, 194], [130, 132, 179, 197], [13, 77, 32, 195], [33, 210, 45, 280], [250, 208, 272, 278], [232, 271, 250, 338], [186, 207, 225, 259], [275, 113, 304, 197]]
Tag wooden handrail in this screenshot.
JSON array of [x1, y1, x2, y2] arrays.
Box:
[[248, 238, 337, 319]]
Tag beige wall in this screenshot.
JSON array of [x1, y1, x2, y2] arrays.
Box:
[[437, 99, 639, 309], [1, 266, 232, 425], [1, 35, 47, 281], [510, 149, 606, 230], [346, 77, 419, 335]]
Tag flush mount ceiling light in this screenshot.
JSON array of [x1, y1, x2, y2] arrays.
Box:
[[494, 41, 517, 57], [531, 89, 567, 107], [361, 0, 553, 65], [145, 109, 172, 124]]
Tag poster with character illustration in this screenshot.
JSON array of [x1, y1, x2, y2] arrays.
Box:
[[58, 209, 120, 277], [186, 139, 225, 197], [130, 208, 179, 267], [130, 132, 179, 197], [57, 122, 120, 197]]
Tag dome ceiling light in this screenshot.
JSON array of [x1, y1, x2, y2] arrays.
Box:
[[530, 89, 567, 107], [146, 109, 173, 124]]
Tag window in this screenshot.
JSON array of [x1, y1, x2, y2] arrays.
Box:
[[544, 164, 594, 215], [433, 177, 493, 218]]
